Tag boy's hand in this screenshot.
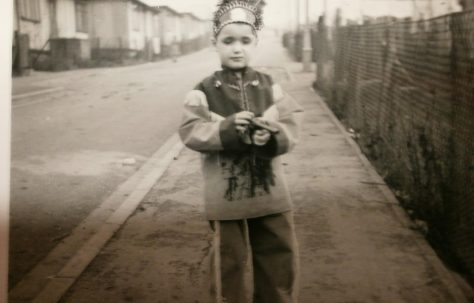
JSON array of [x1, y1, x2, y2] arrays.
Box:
[[234, 111, 255, 132], [252, 129, 271, 146]]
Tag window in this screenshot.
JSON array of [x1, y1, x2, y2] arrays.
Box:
[[75, 1, 88, 33], [19, 0, 41, 22]]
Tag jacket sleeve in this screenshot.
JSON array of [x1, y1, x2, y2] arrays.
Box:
[[256, 84, 304, 157], [178, 89, 251, 153]]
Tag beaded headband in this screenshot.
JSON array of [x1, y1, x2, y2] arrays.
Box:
[[213, 0, 264, 36]]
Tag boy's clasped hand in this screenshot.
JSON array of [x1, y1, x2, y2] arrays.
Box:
[[234, 111, 271, 146]]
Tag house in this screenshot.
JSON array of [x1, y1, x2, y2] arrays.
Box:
[[180, 12, 201, 41], [180, 12, 205, 54], [12, 0, 211, 73], [13, 0, 51, 73], [87, 0, 160, 62], [13, 0, 51, 52], [13, 0, 91, 72], [157, 5, 183, 57]]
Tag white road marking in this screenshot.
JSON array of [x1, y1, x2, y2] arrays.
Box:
[[12, 87, 64, 101]]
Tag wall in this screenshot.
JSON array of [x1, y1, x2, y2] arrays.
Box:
[[126, 2, 157, 51], [151, 13, 160, 55], [127, 1, 143, 50], [152, 13, 160, 38], [160, 10, 181, 46], [181, 15, 197, 40], [55, 0, 87, 39], [159, 11, 171, 45], [174, 15, 182, 42], [15, 0, 51, 50], [88, 0, 128, 48]]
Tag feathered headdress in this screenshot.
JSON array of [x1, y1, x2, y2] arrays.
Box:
[[213, 0, 265, 36]]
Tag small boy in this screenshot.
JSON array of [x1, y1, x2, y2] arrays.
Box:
[[178, 1, 303, 302]]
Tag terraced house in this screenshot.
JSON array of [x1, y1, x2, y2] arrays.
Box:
[[13, 0, 91, 72], [87, 0, 161, 62], [13, 0, 211, 73]]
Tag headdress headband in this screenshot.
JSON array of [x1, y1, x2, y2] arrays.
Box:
[[213, 0, 264, 36]]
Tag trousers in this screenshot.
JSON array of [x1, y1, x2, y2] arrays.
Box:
[[210, 211, 299, 303]]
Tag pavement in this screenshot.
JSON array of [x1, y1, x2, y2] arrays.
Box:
[[61, 73, 474, 302], [10, 36, 474, 302]]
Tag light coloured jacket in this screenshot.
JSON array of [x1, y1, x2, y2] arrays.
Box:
[[179, 67, 303, 220]]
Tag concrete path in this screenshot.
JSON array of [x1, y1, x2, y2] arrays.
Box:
[[59, 70, 473, 302]]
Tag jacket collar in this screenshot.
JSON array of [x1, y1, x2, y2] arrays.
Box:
[[216, 65, 258, 88]]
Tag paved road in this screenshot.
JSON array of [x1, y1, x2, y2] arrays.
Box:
[[10, 46, 221, 286], [9, 30, 289, 288]]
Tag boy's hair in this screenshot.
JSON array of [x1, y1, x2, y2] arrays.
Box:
[[213, 0, 265, 36]]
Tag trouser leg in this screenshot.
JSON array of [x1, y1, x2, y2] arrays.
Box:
[[210, 220, 250, 303], [248, 212, 299, 303]]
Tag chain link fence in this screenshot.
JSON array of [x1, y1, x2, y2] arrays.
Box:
[[311, 11, 474, 283]]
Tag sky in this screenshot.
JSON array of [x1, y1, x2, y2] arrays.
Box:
[[143, 0, 216, 19], [143, 0, 461, 29], [142, 0, 294, 28]]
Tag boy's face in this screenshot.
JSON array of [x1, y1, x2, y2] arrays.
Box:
[[214, 23, 258, 70]]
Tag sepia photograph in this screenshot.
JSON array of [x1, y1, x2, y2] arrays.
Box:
[[2, 0, 474, 302]]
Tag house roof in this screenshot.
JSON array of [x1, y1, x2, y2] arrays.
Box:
[[131, 0, 155, 10], [157, 5, 182, 16], [156, 5, 210, 21], [181, 12, 201, 21], [94, 0, 159, 13]]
